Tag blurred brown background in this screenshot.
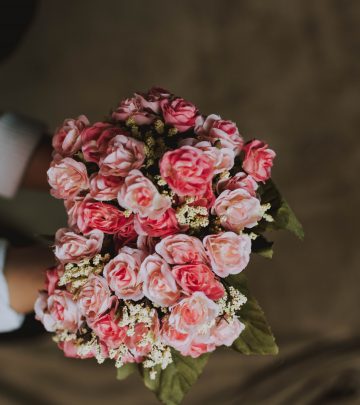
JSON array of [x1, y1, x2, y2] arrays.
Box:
[[0, 0, 359, 404]]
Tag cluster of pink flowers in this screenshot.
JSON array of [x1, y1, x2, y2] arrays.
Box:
[[36, 88, 276, 373]]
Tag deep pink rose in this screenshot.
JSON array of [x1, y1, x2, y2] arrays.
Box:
[[113, 221, 138, 250], [212, 189, 263, 232], [91, 308, 128, 349], [118, 169, 170, 219], [77, 275, 112, 322], [34, 290, 80, 333], [81, 122, 119, 164], [89, 173, 123, 201], [160, 97, 198, 132], [211, 316, 245, 347], [139, 254, 180, 307], [155, 234, 207, 265], [160, 146, 214, 197], [203, 232, 251, 277], [242, 140, 276, 182], [195, 114, 243, 154], [161, 315, 191, 352], [216, 171, 258, 196], [194, 141, 235, 174], [172, 263, 225, 300], [134, 208, 183, 238], [103, 247, 145, 301], [75, 198, 134, 235], [52, 115, 89, 156], [47, 157, 89, 200], [100, 135, 145, 177], [136, 235, 158, 255], [54, 228, 104, 264], [135, 87, 172, 114], [168, 292, 219, 335], [112, 96, 156, 125]]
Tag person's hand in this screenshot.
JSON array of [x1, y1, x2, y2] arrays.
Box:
[[4, 245, 53, 314]]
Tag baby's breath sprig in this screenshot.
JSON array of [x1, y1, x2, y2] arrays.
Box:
[[217, 287, 247, 318]]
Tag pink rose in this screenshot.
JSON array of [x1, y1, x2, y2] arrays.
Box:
[[47, 157, 89, 200], [89, 173, 123, 201], [45, 266, 62, 295], [160, 146, 214, 197], [172, 263, 225, 300], [54, 228, 104, 264], [139, 254, 180, 307], [134, 208, 183, 238], [52, 115, 89, 156], [75, 198, 134, 235], [103, 247, 145, 301], [203, 232, 251, 277], [91, 308, 128, 349], [212, 316, 245, 347], [168, 292, 219, 335], [117, 169, 170, 219], [81, 122, 119, 164], [35, 290, 80, 332], [216, 172, 258, 196], [242, 140, 276, 182], [212, 189, 263, 232], [135, 87, 172, 114], [112, 96, 156, 125], [77, 275, 112, 321], [155, 234, 207, 265], [180, 335, 216, 358], [161, 315, 191, 352], [194, 141, 235, 174], [195, 114, 243, 154], [100, 135, 145, 177], [160, 97, 198, 132]]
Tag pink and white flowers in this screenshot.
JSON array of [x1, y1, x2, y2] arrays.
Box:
[[37, 87, 291, 389]]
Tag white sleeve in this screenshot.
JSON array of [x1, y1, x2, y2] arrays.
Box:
[[0, 239, 25, 332], [0, 112, 45, 198]]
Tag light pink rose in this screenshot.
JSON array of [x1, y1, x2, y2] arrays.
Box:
[[161, 315, 191, 352], [103, 247, 145, 301], [242, 140, 276, 182], [195, 114, 243, 154], [52, 115, 89, 156], [75, 198, 134, 235], [212, 189, 263, 232], [155, 234, 208, 265], [203, 232, 251, 277], [160, 146, 214, 197], [47, 157, 89, 200], [35, 290, 80, 332], [180, 334, 216, 358], [134, 208, 183, 238], [118, 170, 170, 219], [54, 228, 103, 264], [172, 263, 225, 300], [160, 97, 198, 132], [100, 135, 145, 177], [135, 87, 172, 114], [216, 172, 258, 196], [194, 141, 235, 174], [77, 275, 112, 321], [91, 308, 128, 349], [89, 173, 123, 201], [137, 235, 158, 255], [212, 316, 245, 347], [112, 96, 156, 125], [168, 292, 219, 335], [139, 254, 180, 307], [81, 122, 120, 164]]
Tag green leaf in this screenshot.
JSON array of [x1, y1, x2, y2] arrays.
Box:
[[116, 363, 137, 381], [251, 235, 274, 259], [140, 350, 209, 405], [258, 179, 304, 240], [226, 274, 278, 355]]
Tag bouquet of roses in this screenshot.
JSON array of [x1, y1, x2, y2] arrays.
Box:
[[35, 87, 303, 405]]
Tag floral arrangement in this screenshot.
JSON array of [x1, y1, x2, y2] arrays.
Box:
[[35, 88, 303, 405]]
